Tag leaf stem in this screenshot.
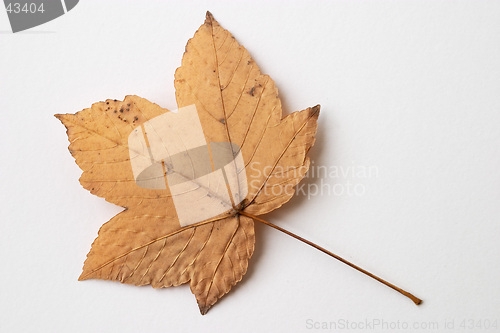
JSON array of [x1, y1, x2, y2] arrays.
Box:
[[240, 211, 422, 306]]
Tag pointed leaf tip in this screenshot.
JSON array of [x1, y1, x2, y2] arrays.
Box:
[[54, 113, 66, 122], [199, 304, 210, 315], [311, 104, 321, 115], [54, 113, 72, 126], [205, 11, 214, 24]]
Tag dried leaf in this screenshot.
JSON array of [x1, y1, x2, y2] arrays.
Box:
[[56, 12, 319, 314]]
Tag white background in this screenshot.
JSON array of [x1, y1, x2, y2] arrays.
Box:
[[1, 1, 499, 332]]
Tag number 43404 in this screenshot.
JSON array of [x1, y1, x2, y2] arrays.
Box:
[[6, 3, 45, 14], [459, 319, 498, 330]]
